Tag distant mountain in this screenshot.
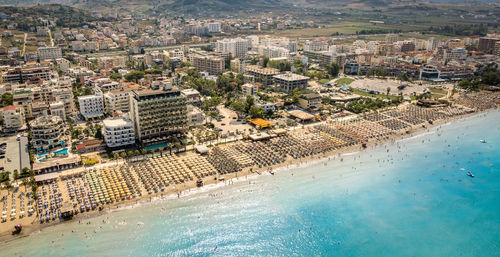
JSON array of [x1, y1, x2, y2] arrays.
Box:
[[0, 0, 496, 16]]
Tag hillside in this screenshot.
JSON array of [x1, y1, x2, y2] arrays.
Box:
[[0, 4, 103, 30]]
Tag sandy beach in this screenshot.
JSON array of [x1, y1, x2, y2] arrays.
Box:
[[0, 91, 498, 242]]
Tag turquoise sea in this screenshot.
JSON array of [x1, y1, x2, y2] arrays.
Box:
[[2, 110, 500, 257]]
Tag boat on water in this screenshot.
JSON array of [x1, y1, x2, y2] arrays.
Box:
[[480, 139, 486, 143], [467, 171, 474, 178]]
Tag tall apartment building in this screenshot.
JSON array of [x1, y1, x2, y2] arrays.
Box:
[[215, 38, 252, 58], [385, 34, 399, 44], [181, 88, 202, 106], [478, 37, 500, 53], [191, 54, 225, 75], [258, 46, 289, 59], [129, 87, 188, 143], [206, 22, 222, 33], [49, 102, 66, 121], [426, 37, 440, 51], [30, 115, 65, 151], [37, 47, 62, 61], [304, 41, 329, 52], [102, 116, 135, 148], [1, 64, 56, 84], [78, 92, 104, 119], [104, 87, 133, 115], [2, 106, 25, 131], [273, 73, 310, 93], [245, 65, 280, 86], [400, 42, 415, 53], [242, 83, 258, 96]]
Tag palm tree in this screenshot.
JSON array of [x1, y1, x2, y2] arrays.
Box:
[[159, 147, 164, 157], [174, 142, 181, 153], [216, 131, 220, 144], [205, 131, 211, 145], [168, 144, 173, 154], [21, 178, 29, 191], [4, 180, 12, 192]]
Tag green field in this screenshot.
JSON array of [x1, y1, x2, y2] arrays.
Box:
[[428, 87, 447, 99], [319, 79, 330, 84], [335, 78, 355, 85], [271, 21, 412, 38]]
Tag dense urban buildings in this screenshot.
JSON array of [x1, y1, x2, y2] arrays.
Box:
[[0, 1, 499, 255]]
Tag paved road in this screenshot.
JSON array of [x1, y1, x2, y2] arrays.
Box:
[[48, 29, 54, 47], [21, 33, 27, 56]]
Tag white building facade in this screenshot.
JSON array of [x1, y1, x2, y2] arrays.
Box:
[[103, 117, 136, 148], [78, 92, 104, 119], [37, 47, 63, 61]]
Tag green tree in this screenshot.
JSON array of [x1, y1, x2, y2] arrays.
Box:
[[21, 178, 29, 191], [31, 184, 38, 200], [124, 71, 145, 82], [263, 57, 269, 67], [110, 73, 122, 80], [245, 95, 255, 112], [398, 72, 410, 82], [1, 92, 13, 107], [174, 142, 181, 153], [327, 62, 340, 78], [94, 124, 103, 140], [248, 106, 265, 119], [230, 101, 246, 113]]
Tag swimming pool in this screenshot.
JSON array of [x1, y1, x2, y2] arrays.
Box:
[[145, 143, 168, 151], [54, 148, 68, 155], [37, 152, 48, 158]]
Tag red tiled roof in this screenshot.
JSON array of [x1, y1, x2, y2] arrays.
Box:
[[2, 106, 17, 111]]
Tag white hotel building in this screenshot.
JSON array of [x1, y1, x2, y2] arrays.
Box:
[[37, 47, 63, 61], [103, 117, 136, 148], [78, 91, 104, 119], [215, 37, 252, 58]]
